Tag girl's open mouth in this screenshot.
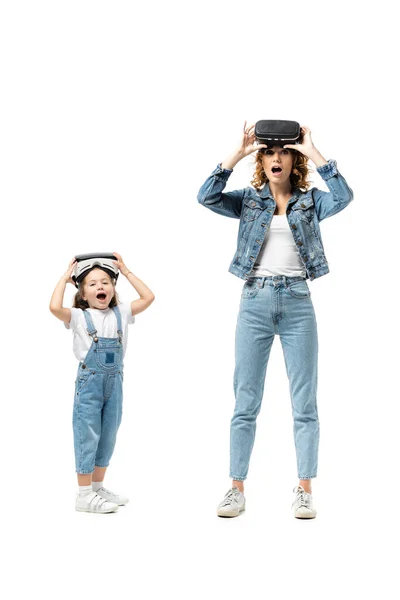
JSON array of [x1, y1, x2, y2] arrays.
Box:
[[96, 293, 107, 301]]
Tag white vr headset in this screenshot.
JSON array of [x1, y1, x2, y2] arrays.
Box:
[[72, 253, 119, 288]]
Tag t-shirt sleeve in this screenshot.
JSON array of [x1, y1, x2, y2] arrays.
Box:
[[64, 307, 81, 331], [119, 302, 136, 325]]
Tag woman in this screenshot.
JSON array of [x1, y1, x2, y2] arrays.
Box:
[[197, 123, 353, 518]]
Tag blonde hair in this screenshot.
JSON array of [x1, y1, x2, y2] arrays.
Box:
[[251, 149, 311, 192]]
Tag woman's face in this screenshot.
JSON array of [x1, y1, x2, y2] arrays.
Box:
[[81, 268, 115, 309], [261, 147, 294, 184]]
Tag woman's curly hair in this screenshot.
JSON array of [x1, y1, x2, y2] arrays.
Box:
[[251, 149, 311, 192], [73, 270, 119, 309]]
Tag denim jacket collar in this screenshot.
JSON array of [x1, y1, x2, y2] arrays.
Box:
[[257, 183, 302, 205]]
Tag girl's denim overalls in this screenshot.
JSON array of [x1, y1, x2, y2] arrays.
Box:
[[72, 306, 124, 474]]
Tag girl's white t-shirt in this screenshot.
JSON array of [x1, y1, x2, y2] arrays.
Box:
[[64, 302, 135, 362]]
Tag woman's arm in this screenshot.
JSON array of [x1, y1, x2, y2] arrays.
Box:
[[49, 258, 76, 323], [112, 253, 155, 317], [197, 122, 267, 219], [285, 126, 353, 221]]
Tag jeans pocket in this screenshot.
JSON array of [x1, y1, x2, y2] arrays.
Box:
[[287, 280, 311, 299], [241, 278, 261, 300], [75, 371, 95, 396]]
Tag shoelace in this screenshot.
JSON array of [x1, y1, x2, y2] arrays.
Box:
[[221, 488, 241, 507], [293, 486, 310, 508]]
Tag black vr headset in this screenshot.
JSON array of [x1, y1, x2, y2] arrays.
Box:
[[255, 120, 301, 146]]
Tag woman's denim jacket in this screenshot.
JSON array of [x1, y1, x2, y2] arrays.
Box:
[[197, 159, 353, 281]]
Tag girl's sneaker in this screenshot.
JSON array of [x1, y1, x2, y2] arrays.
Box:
[[96, 486, 129, 506], [75, 491, 119, 513], [292, 485, 317, 519], [217, 487, 246, 517]]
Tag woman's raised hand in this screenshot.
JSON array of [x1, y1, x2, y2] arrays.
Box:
[[238, 121, 268, 157], [284, 126, 328, 167], [222, 122, 267, 170], [284, 126, 315, 157]]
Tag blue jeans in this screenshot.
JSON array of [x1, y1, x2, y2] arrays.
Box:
[[230, 276, 319, 481], [72, 307, 124, 474]]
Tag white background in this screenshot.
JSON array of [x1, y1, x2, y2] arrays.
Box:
[[1, 1, 399, 598]]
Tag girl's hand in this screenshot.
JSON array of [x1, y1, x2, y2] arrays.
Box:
[[62, 257, 77, 285], [283, 125, 315, 158], [237, 121, 268, 157], [112, 252, 130, 277]]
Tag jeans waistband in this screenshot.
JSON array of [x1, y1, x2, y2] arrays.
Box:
[[247, 275, 306, 287]]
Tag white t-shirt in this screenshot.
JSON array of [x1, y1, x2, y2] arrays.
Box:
[[65, 302, 135, 362], [250, 214, 306, 278]]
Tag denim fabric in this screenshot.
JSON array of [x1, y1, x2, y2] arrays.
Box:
[[230, 276, 319, 480], [72, 306, 124, 474], [197, 159, 353, 281]]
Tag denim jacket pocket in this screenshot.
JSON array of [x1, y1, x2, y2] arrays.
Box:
[[242, 198, 264, 222], [292, 197, 315, 221]]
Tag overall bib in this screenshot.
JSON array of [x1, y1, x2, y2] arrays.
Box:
[[72, 306, 124, 474]]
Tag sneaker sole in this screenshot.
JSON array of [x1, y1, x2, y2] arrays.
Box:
[[294, 512, 317, 519], [217, 506, 245, 518], [75, 506, 119, 514]]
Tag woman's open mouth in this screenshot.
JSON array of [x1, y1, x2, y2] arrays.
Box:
[[271, 166, 283, 177]]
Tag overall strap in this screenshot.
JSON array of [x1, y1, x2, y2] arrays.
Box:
[[112, 305, 123, 343], [83, 309, 98, 343]]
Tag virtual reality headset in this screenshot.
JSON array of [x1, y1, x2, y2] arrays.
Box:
[[255, 120, 301, 146], [72, 253, 119, 288]]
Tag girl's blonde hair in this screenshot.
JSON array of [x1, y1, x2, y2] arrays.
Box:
[[73, 269, 119, 309], [251, 149, 311, 192]]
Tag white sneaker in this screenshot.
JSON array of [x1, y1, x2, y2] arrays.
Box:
[[292, 485, 317, 519], [217, 487, 246, 517], [96, 486, 129, 506], [75, 491, 119, 514]]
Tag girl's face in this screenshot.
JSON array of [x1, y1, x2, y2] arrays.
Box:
[[81, 268, 115, 310], [261, 147, 294, 184]]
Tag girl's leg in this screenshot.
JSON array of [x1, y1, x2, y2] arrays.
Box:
[[77, 473, 92, 486], [93, 466, 107, 484], [95, 373, 123, 470]]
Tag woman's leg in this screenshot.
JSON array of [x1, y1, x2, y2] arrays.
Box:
[[279, 285, 319, 483], [230, 283, 275, 483]]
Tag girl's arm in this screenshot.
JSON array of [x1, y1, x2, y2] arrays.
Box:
[[197, 122, 267, 219], [49, 258, 77, 323], [112, 253, 155, 317]]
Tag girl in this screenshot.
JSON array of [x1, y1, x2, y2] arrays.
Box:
[[197, 123, 353, 518], [50, 252, 155, 513]]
